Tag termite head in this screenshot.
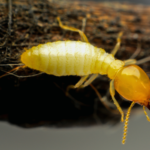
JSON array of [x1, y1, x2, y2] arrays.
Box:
[[114, 64, 150, 109]]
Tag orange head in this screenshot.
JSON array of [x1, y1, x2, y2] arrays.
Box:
[[114, 65, 150, 109]]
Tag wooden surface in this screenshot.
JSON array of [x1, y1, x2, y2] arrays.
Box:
[[0, 0, 150, 128]]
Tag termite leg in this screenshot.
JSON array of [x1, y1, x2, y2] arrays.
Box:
[[69, 74, 98, 89], [57, 17, 89, 43], [110, 79, 124, 122], [124, 59, 137, 66], [122, 102, 135, 144], [81, 18, 86, 33], [103, 32, 126, 107], [90, 84, 120, 114], [74, 75, 89, 88], [66, 75, 89, 96], [124, 44, 142, 65], [66, 74, 98, 95], [58, 17, 102, 105], [57, 17, 90, 83], [143, 106, 150, 122], [80, 74, 98, 88], [129, 43, 141, 59], [0, 65, 26, 78], [57, 16, 92, 93], [80, 74, 120, 114], [111, 31, 123, 56]]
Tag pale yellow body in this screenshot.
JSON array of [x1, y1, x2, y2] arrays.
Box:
[[21, 41, 124, 79]]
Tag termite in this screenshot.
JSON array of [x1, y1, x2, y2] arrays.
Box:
[[0, 17, 150, 144]]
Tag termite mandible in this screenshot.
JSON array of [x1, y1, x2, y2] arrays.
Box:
[[0, 17, 150, 144]]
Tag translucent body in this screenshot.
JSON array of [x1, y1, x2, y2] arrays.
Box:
[[21, 41, 124, 77], [114, 65, 150, 108]]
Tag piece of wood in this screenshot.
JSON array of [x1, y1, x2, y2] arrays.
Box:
[[0, 0, 150, 128]]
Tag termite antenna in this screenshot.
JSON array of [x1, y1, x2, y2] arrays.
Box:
[[143, 106, 150, 122], [136, 56, 150, 65], [122, 102, 135, 144]]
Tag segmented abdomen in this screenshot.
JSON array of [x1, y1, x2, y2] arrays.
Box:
[[21, 41, 123, 77]]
